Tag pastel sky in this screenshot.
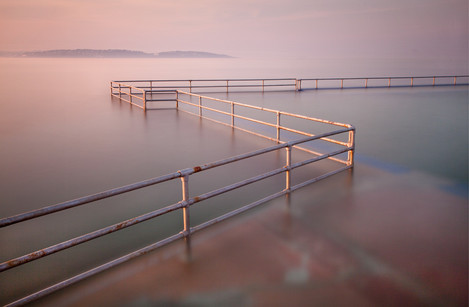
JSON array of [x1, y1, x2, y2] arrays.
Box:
[[0, 0, 467, 59]]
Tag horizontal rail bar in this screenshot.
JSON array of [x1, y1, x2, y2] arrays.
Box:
[[1, 125, 351, 228], [191, 189, 288, 233], [5, 232, 185, 307], [138, 84, 294, 89], [145, 99, 178, 102], [177, 96, 350, 148], [0, 202, 184, 272], [113, 78, 297, 83], [178, 91, 351, 127], [177, 98, 280, 129], [290, 147, 350, 170], [298, 75, 468, 81], [290, 165, 352, 192], [0, 172, 181, 227], [191, 166, 286, 205]]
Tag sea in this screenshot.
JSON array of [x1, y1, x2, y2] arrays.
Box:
[[0, 56, 467, 303]]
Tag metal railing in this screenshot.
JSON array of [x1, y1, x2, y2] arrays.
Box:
[[0, 80, 355, 306], [296, 75, 469, 90], [110, 76, 468, 110]]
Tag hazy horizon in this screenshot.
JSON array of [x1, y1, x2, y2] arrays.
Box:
[[0, 0, 467, 61]]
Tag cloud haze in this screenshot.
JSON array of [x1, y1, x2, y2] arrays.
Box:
[[0, 0, 467, 59]]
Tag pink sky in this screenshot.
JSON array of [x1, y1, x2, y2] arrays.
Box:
[[0, 0, 467, 59]]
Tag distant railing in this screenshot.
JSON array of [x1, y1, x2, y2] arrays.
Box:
[[110, 76, 468, 110], [296, 75, 469, 90], [0, 81, 355, 306]]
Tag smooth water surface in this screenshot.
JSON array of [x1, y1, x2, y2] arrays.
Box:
[[0, 57, 467, 304]]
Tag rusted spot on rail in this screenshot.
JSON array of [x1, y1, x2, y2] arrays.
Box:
[[193, 166, 202, 173]]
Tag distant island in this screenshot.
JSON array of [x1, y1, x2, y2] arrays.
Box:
[[0, 49, 233, 58]]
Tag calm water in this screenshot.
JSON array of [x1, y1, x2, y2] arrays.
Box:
[[0, 57, 467, 303]]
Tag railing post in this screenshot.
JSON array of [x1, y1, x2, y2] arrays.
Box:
[[262, 80, 265, 93], [348, 128, 355, 167], [176, 91, 179, 109], [189, 80, 192, 93], [296, 79, 302, 91], [150, 81, 153, 99], [143, 90, 147, 111], [231, 102, 234, 127], [276, 112, 281, 142], [365, 79, 368, 88], [454, 76, 457, 85], [181, 175, 191, 261], [388, 78, 391, 87], [198, 96, 202, 117], [411, 77, 413, 87], [315, 79, 318, 89], [433, 76, 436, 86], [341, 79, 344, 89], [285, 146, 292, 192], [226, 80, 229, 94], [129, 86, 132, 104]]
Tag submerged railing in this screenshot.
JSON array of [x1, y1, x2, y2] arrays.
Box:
[[0, 79, 357, 306], [109, 75, 468, 110], [296, 75, 469, 90]]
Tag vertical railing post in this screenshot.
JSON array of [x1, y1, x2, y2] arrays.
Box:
[[262, 80, 265, 93], [226, 80, 229, 94], [296, 79, 302, 91], [143, 90, 147, 111], [365, 79, 368, 88], [118, 83, 121, 99], [176, 91, 179, 109], [433, 76, 436, 86], [276, 112, 281, 142], [285, 146, 292, 192], [388, 78, 391, 87], [454, 76, 457, 85], [189, 80, 192, 93], [231, 102, 234, 127], [315, 79, 318, 89], [411, 77, 413, 87], [181, 175, 191, 261], [129, 86, 132, 104], [198, 96, 202, 117], [347, 128, 355, 167], [150, 81, 153, 99], [341, 79, 344, 89]]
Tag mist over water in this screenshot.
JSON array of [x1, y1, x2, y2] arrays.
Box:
[[0, 57, 467, 303]]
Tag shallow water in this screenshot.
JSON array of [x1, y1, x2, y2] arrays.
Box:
[[0, 57, 467, 304]]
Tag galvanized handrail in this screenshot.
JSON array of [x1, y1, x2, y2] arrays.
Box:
[[175, 90, 353, 165], [1, 79, 355, 306], [0, 127, 353, 270], [111, 76, 468, 110], [296, 75, 468, 90]]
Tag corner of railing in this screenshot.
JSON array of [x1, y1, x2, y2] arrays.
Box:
[[295, 79, 302, 91]]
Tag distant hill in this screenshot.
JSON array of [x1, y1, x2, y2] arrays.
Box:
[[0, 49, 233, 58], [156, 51, 232, 58]]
